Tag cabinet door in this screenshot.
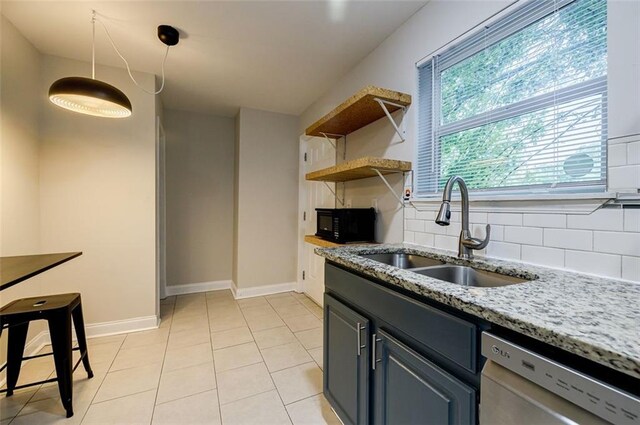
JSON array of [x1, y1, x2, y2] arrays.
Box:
[[373, 330, 476, 425], [324, 294, 370, 425]]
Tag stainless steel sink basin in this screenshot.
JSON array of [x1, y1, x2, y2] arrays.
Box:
[[360, 253, 444, 269], [413, 265, 528, 288]]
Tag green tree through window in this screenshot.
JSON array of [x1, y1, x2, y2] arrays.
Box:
[[417, 0, 607, 195]]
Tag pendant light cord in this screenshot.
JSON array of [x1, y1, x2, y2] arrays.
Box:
[[92, 11, 169, 95], [92, 12, 96, 79]]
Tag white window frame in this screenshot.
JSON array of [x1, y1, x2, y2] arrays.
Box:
[[412, 0, 614, 208]]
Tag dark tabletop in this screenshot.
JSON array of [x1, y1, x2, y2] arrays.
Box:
[[0, 252, 82, 291]]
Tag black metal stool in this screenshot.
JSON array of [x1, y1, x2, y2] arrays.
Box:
[[0, 293, 93, 418]]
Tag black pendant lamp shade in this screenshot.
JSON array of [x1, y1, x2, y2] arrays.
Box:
[[49, 76, 132, 118]]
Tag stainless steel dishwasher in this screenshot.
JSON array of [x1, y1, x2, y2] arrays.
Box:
[[480, 332, 640, 425]]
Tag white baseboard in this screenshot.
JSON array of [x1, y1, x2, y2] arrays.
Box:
[[233, 281, 297, 299], [0, 314, 158, 387], [165, 279, 295, 300], [3, 315, 159, 348], [0, 330, 50, 388], [165, 280, 232, 296], [25, 330, 50, 354], [84, 315, 159, 338]]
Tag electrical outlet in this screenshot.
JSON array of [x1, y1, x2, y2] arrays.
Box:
[[345, 199, 352, 208], [371, 198, 378, 211]]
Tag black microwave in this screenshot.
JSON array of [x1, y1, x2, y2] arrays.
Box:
[[315, 208, 376, 244]]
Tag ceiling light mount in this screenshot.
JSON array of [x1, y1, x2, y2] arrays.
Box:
[[158, 25, 180, 46]]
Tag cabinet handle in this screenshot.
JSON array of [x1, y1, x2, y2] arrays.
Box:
[[371, 333, 382, 370], [356, 323, 366, 356]]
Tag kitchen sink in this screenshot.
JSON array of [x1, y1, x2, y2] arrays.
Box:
[[412, 265, 528, 288], [359, 253, 444, 269], [359, 252, 530, 287]]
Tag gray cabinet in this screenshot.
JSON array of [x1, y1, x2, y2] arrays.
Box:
[[373, 330, 476, 425], [323, 294, 370, 425], [324, 263, 482, 425], [325, 263, 479, 374]]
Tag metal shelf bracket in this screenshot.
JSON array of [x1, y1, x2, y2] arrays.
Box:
[[319, 132, 346, 150], [373, 98, 407, 142], [323, 181, 344, 206], [372, 169, 406, 207]]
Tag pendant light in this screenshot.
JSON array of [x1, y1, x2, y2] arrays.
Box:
[[48, 11, 179, 118], [49, 77, 132, 118]]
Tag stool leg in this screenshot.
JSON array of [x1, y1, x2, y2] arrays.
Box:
[[71, 303, 93, 378], [48, 312, 74, 418], [6, 321, 29, 397]]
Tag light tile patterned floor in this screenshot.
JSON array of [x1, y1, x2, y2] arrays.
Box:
[[1, 291, 341, 425]]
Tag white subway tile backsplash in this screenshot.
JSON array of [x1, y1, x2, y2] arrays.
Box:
[[567, 209, 624, 232], [628, 141, 640, 165], [488, 213, 523, 226], [486, 241, 521, 260], [474, 247, 487, 257], [469, 212, 488, 223], [406, 219, 424, 232], [406, 202, 637, 280], [504, 226, 543, 246], [414, 232, 435, 247], [471, 224, 491, 242], [424, 220, 449, 235], [523, 214, 566, 228], [543, 228, 592, 250], [609, 165, 640, 190], [608, 135, 638, 145], [608, 143, 627, 167], [624, 209, 640, 232], [622, 256, 640, 282], [446, 223, 462, 237], [404, 207, 416, 220], [488, 225, 504, 241], [565, 250, 622, 278], [415, 210, 433, 221], [434, 234, 458, 251], [521, 245, 565, 268], [594, 231, 640, 256]]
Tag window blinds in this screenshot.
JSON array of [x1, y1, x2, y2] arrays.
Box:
[[416, 0, 607, 196]]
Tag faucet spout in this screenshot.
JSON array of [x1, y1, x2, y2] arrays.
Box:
[[435, 201, 451, 226], [435, 176, 490, 259]]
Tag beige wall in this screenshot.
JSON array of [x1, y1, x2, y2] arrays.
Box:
[[232, 113, 240, 286], [234, 108, 299, 289], [164, 109, 235, 287], [1, 15, 41, 257], [155, 87, 165, 306], [0, 14, 48, 366], [37, 55, 158, 325]]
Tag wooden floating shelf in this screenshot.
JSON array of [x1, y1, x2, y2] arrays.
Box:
[[304, 235, 378, 248], [305, 157, 412, 182], [304, 235, 342, 248], [305, 86, 411, 139]]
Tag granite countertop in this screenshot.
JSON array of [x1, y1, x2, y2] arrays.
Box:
[[315, 243, 640, 380]]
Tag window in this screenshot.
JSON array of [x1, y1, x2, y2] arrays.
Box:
[[416, 0, 607, 197]]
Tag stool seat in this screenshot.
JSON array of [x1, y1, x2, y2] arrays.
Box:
[[1, 293, 80, 315], [0, 292, 92, 418]]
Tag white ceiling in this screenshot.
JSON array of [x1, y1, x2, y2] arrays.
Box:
[[3, 1, 426, 117]]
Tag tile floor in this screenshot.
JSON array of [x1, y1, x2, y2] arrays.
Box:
[[0, 291, 341, 425]]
